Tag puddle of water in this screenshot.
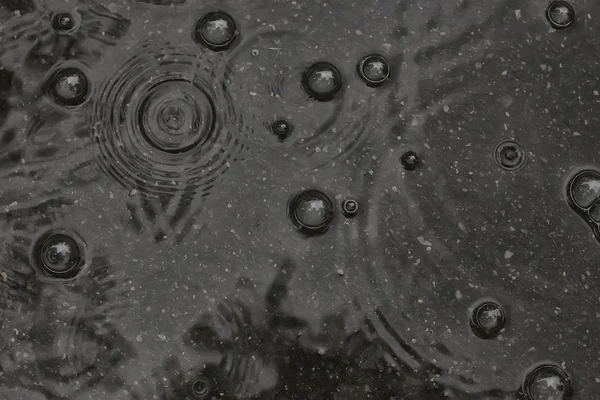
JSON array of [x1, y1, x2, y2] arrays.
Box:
[[0, 0, 598, 398]]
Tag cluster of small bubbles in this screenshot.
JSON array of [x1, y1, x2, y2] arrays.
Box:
[[288, 190, 335, 235], [193, 11, 238, 51], [494, 140, 526, 171], [341, 199, 359, 218], [469, 301, 506, 339], [546, 1, 575, 29], [520, 364, 573, 400], [271, 119, 292, 141], [191, 377, 210, 398], [45, 67, 89, 107], [400, 151, 421, 171], [33, 231, 85, 279], [301, 62, 343, 101], [356, 54, 391, 87]]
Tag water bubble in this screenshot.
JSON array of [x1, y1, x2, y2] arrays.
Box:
[[34, 232, 85, 278], [521, 364, 573, 400], [494, 140, 526, 171], [46, 67, 89, 107], [288, 190, 335, 235], [357, 54, 391, 87], [469, 301, 506, 339], [92, 44, 245, 196], [52, 12, 75, 32], [400, 151, 421, 171], [301, 62, 343, 101], [546, 1, 575, 29], [271, 119, 292, 141], [192, 377, 210, 398], [193, 11, 238, 51], [567, 170, 600, 209], [341, 199, 359, 218]]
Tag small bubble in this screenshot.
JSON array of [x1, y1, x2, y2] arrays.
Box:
[[357, 54, 391, 87], [521, 364, 573, 400], [494, 140, 526, 171], [52, 12, 75, 32], [46, 67, 89, 107], [547, 1, 575, 29], [271, 119, 292, 141], [193, 11, 238, 51], [301, 62, 343, 101], [288, 189, 335, 235], [400, 151, 421, 171], [34, 232, 85, 279], [469, 301, 506, 339], [341, 199, 359, 218], [191, 377, 210, 398]]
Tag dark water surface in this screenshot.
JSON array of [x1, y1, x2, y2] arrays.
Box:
[[0, 0, 598, 398]]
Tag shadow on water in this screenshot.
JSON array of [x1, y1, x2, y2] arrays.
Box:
[[125, 259, 514, 400]]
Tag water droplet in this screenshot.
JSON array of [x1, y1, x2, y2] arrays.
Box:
[[469, 301, 506, 339], [567, 170, 600, 209], [546, 1, 575, 29], [400, 151, 421, 171], [341, 199, 359, 218], [271, 119, 292, 141], [46, 67, 89, 107], [522, 364, 573, 400], [494, 140, 526, 171], [192, 377, 210, 398], [34, 232, 84, 278], [52, 12, 75, 32], [301, 62, 343, 101], [288, 190, 335, 235], [357, 54, 391, 87], [193, 11, 238, 51]]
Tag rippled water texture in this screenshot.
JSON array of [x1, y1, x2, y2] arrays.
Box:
[[0, 0, 599, 398]]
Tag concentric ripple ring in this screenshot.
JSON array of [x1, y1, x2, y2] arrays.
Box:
[[92, 44, 244, 196]]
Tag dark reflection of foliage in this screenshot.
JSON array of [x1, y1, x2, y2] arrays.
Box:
[[145, 259, 511, 400], [124, 192, 201, 245], [0, 200, 135, 399]]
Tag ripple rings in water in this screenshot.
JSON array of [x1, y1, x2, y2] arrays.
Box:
[[92, 44, 244, 196]]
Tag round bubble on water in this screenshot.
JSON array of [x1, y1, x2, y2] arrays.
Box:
[[47, 67, 89, 106], [194, 11, 237, 51], [523, 365, 572, 400], [400, 151, 421, 171], [35, 232, 84, 278], [547, 1, 575, 29], [569, 170, 600, 209], [289, 190, 334, 235], [271, 119, 292, 141], [301, 62, 343, 101], [341, 199, 359, 218], [357, 54, 391, 87], [469, 301, 506, 339]]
